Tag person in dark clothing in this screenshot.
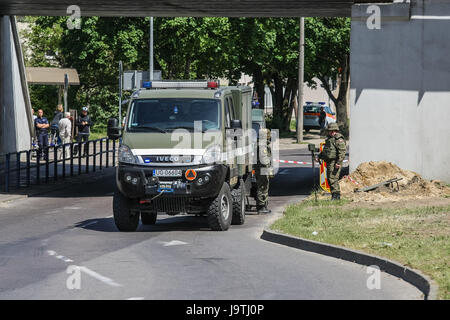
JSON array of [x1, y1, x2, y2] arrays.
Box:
[[74, 106, 93, 156], [50, 104, 64, 146], [34, 109, 50, 160], [318, 107, 327, 129]]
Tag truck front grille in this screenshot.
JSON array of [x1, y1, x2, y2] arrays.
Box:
[[152, 197, 187, 213]]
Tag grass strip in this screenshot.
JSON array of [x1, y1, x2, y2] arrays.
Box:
[[271, 199, 450, 299]]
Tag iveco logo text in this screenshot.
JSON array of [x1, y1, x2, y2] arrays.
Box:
[[156, 156, 179, 162]]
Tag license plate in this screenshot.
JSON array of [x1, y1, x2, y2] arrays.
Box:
[[157, 181, 174, 193], [153, 169, 182, 177]]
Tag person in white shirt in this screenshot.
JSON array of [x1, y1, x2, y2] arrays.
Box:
[[58, 112, 72, 158]]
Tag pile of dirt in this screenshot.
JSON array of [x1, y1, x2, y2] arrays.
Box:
[[338, 161, 450, 202]]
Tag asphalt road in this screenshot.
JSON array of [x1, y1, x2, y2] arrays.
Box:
[[0, 147, 422, 300]]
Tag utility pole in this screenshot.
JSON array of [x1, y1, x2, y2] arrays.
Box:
[[63, 73, 69, 113], [149, 17, 154, 81], [296, 17, 305, 143], [118, 61, 123, 125]]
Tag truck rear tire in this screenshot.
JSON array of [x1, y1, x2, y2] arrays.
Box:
[[231, 179, 246, 225], [207, 182, 232, 231], [141, 211, 157, 225], [113, 190, 139, 232]]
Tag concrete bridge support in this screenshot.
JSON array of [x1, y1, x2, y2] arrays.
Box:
[[350, 0, 450, 183], [0, 16, 33, 154]]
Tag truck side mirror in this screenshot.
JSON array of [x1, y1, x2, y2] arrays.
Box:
[[107, 118, 122, 140], [230, 119, 242, 129]]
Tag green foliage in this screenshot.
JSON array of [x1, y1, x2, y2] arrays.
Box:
[[28, 85, 59, 119], [23, 16, 350, 131], [304, 17, 350, 85]]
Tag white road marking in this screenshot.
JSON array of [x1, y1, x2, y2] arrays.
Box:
[[411, 15, 450, 20], [160, 240, 188, 247], [105, 215, 113, 218], [45, 210, 59, 215], [62, 207, 82, 210], [46, 249, 121, 287], [79, 266, 122, 287], [127, 297, 144, 300]]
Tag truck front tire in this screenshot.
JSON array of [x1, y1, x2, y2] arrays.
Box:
[[231, 179, 246, 225], [207, 182, 232, 231], [113, 190, 139, 232], [141, 211, 157, 225]]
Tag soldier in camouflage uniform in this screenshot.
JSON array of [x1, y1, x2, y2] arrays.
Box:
[[255, 128, 273, 214], [318, 122, 346, 200]]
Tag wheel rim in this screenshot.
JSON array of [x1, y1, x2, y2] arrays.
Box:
[[221, 194, 230, 220]]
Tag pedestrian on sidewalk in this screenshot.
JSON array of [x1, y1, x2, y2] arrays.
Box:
[[74, 106, 93, 156], [319, 106, 326, 129], [317, 122, 346, 200], [34, 109, 50, 161], [50, 104, 64, 146], [58, 112, 72, 159]]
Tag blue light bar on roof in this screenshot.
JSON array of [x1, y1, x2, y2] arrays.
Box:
[[143, 81, 152, 88], [318, 102, 326, 105], [305, 101, 313, 104], [141, 80, 219, 89]]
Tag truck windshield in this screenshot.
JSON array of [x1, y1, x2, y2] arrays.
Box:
[[127, 98, 221, 132]]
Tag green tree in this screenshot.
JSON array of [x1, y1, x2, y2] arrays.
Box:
[[304, 17, 351, 136], [23, 16, 350, 135], [230, 17, 350, 134], [155, 17, 237, 81], [230, 18, 300, 132]]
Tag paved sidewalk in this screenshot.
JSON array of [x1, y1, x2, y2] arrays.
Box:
[[278, 130, 327, 150], [0, 167, 116, 204]]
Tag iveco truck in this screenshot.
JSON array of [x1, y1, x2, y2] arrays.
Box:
[[107, 80, 255, 231]]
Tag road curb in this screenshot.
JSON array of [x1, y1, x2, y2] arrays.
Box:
[[261, 228, 439, 300]]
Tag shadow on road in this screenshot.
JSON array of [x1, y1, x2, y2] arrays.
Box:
[[270, 167, 314, 196], [76, 215, 212, 233], [76, 210, 267, 233]]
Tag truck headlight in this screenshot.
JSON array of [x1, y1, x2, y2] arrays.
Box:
[[202, 144, 222, 164], [119, 144, 137, 164]]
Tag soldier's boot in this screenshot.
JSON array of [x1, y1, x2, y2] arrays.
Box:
[[257, 205, 271, 214], [331, 193, 341, 201]]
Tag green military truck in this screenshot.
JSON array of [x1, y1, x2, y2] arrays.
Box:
[[107, 80, 255, 231]]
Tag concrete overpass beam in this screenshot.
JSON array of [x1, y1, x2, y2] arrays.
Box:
[[350, 0, 450, 183], [0, 16, 33, 154]]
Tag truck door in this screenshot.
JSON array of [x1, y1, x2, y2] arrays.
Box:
[[224, 96, 239, 185]]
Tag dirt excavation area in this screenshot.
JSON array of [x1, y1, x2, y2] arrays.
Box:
[[316, 161, 450, 208]]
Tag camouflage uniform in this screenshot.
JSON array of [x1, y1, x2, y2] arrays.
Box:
[[255, 129, 273, 212], [318, 123, 346, 199]]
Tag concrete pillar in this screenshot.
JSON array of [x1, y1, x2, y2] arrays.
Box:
[[350, 0, 450, 183], [0, 16, 32, 154]]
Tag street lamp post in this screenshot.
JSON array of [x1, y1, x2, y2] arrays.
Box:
[[296, 17, 305, 143], [149, 17, 154, 81], [118, 61, 123, 125]]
